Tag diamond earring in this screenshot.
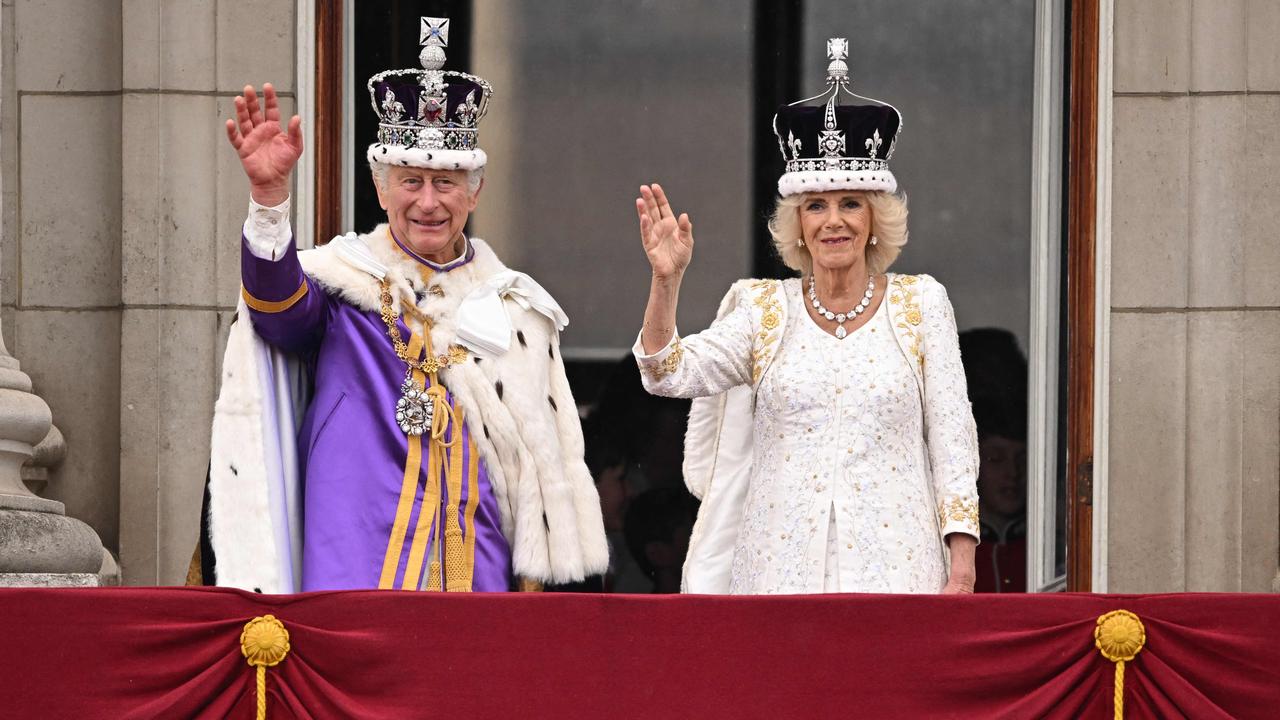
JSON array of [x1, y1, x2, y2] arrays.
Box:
[[870, 235, 879, 246], [797, 238, 805, 248]]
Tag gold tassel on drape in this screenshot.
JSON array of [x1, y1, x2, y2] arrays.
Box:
[[240, 615, 291, 720], [1094, 609, 1146, 720]]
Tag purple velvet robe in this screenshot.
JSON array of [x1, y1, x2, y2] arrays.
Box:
[[241, 236, 512, 592]]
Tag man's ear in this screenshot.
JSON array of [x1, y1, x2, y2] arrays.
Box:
[[372, 170, 389, 211], [468, 177, 484, 210]]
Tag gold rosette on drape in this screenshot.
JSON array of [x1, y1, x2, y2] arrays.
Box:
[[240, 615, 291, 720], [1094, 609, 1146, 720]]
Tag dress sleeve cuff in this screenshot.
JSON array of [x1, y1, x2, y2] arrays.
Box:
[[243, 194, 294, 260], [937, 495, 980, 540], [632, 330, 685, 381]]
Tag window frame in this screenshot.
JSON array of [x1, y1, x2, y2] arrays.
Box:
[[304, 0, 1107, 592]]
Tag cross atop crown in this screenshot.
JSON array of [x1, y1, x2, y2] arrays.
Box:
[[419, 17, 450, 70], [826, 38, 850, 84]]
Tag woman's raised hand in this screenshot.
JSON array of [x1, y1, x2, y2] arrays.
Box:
[[224, 83, 303, 206], [636, 184, 694, 281]]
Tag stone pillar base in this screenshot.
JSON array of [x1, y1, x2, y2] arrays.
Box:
[[0, 573, 106, 587], [0, 507, 104, 574]]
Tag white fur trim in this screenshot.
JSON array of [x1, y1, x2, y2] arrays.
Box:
[[367, 143, 487, 171], [777, 169, 898, 197], [208, 306, 283, 593]]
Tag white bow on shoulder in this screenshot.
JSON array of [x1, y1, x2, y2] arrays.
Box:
[[456, 270, 569, 357]]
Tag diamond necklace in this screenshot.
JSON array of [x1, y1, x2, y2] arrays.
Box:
[[807, 275, 875, 339]]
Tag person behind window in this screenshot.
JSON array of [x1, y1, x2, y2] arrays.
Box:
[[631, 39, 979, 595], [582, 357, 691, 592], [959, 329, 1029, 592], [197, 17, 607, 593], [971, 398, 1028, 592]]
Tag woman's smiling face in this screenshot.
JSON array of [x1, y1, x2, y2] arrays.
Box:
[[799, 191, 873, 273]]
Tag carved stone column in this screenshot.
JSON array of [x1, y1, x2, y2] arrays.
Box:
[[0, 320, 108, 586]]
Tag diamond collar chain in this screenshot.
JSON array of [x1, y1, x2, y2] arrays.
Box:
[[807, 275, 875, 339], [378, 279, 469, 435], [378, 279, 469, 375]]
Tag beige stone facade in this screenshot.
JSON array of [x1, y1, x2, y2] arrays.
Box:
[[1105, 0, 1280, 592], [0, 1, 1276, 590], [0, 0, 295, 585]]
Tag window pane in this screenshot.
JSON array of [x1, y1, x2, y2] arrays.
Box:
[[471, 0, 753, 357]]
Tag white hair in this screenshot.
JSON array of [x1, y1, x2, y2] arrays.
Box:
[[767, 190, 908, 276], [368, 160, 484, 196]]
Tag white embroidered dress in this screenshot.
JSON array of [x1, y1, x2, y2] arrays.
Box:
[[634, 275, 979, 594]]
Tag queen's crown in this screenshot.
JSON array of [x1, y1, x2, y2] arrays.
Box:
[[771, 39, 904, 196]]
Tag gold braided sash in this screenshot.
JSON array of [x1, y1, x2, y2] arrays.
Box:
[[376, 280, 475, 591]]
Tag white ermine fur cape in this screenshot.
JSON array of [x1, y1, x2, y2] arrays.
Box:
[[208, 225, 609, 592]]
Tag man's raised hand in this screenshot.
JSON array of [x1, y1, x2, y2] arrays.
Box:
[[225, 83, 303, 207]]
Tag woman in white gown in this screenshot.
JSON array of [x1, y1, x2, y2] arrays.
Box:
[[632, 40, 980, 595]]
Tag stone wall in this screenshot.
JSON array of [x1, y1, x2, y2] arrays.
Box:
[[0, 0, 295, 585], [1107, 0, 1280, 591], [1, 0, 124, 567]]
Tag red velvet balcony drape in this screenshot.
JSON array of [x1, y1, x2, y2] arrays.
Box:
[[1, 588, 1277, 719]]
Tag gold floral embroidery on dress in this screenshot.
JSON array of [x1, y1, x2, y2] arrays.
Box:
[[938, 496, 979, 529], [643, 337, 685, 381], [888, 275, 924, 373], [750, 280, 783, 384]]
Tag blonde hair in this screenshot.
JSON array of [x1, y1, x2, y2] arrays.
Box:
[[767, 190, 908, 276]]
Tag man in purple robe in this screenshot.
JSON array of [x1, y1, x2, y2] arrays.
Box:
[[199, 17, 608, 593]]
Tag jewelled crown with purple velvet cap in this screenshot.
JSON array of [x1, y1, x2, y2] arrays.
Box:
[[366, 16, 492, 171], [773, 38, 903, 197]]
